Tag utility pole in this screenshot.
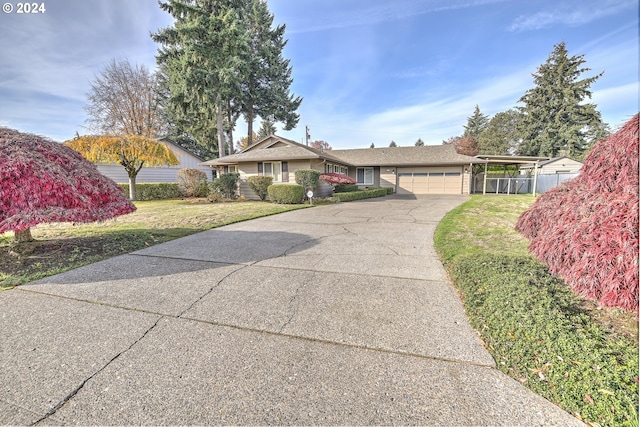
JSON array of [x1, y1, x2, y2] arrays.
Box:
[[305, 125, 310, 146]]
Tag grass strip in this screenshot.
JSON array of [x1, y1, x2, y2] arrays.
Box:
[[434, 196, 638, 427]]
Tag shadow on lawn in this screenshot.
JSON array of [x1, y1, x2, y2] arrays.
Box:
[[7, 229, 316, 286]]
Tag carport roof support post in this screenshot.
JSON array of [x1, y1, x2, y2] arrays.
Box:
[[533, 160, 539, 195], [482, 161, 488, 195]]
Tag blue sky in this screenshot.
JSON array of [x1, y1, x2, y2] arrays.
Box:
[[0, 0, 637, 149]]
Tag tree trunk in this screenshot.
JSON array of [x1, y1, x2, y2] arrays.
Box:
[[217, 97, 225, 158], [14, 228, 33, 243], [226, 99, 234, 154], [247, 112, 254, 146], [129, 175, 137, 200]]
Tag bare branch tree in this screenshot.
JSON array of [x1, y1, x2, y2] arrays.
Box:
[[85, 59, 166, 138]]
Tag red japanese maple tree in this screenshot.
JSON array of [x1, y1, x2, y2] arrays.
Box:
[[319, 173, 357, 185], [515, 114, 639, 312], [0, 128, 136, 243]]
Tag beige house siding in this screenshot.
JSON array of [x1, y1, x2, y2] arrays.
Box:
[[462, 168, 471, 194], [540, 158, 582, 174], [235, 159, 335, 200], [379, 167, 396, 191]]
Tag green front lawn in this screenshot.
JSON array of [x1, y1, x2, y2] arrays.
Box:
[[435, 195, 638, 427]]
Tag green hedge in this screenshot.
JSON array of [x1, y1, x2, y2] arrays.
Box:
[[267, 184, 304, 204], [332, 188, 388, 202], [334, 184, 359, 193], [248, 175, 273, 201], [118, 183, 181, 201]]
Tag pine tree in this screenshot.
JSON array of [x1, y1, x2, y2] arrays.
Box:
[[415, 138, 425, 146], [463, 105, 489, 138], [241, 0, 301, 145], [153, 0, 247, 157], [477, 109, 521, 155], [257, 119, 276, 139], [517, 42, 606, 158], [389, 140, 397, 147]]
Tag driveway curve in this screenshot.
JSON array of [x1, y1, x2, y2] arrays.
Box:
[[0, 195, 583, 426]]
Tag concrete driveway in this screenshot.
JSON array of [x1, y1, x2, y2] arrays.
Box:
[[0, 195, 582, 426]]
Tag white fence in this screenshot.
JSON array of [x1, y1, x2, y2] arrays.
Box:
[[473, 173, 578, 194]]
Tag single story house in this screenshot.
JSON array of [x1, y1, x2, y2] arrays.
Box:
[[200, 135, 484, 199], [97, 137, 213, 183], [519, 156, 583, 175]]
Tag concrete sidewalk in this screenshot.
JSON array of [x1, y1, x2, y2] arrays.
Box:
[[0, 195, 583, 426]]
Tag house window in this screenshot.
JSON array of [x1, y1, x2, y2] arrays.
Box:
[[341, 167, 347, 175], [262, 162, 282, 182], [227, 165, 238, 173], [333, 165, 340, 173], [325, 164, 332, 173], [356, 167, 373, 185]]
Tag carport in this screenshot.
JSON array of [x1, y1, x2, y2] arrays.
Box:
[[472, 155, 551, 195]]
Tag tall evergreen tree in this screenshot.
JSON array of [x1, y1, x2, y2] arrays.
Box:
[[257, 119, 276, 139], [415, 138, 425, 146], [152, 0, 247, 157], [516, 42, 606, 158], [463, 105, 489, 138], [477, 109, 521, 155], [240, 0, 301, 145]]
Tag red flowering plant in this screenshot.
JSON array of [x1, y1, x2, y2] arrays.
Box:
[[515, 114, 639, 312], [319, 173, 356, 185], [0, 128, 136, 243]]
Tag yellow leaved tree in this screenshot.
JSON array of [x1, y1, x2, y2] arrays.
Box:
[[65, 135, 179, 200]]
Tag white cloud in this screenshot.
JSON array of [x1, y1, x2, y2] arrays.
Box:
[[508, 0, 636, 32], [277, 65, 536, 148], [286, 0, 508, 34]]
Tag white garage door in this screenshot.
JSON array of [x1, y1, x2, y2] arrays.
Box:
[[397, 167, 463, 194]]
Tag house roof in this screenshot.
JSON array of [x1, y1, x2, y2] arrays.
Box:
[[200, 135, 486, 168], [331, 144, 484, 166], [157, 136, 207, 161], [200, 135, 349, 166], [474, 154, 552, 165], [519, 156, 583, 168]]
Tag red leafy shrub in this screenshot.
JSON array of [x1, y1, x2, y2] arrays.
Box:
[[0, 128, 136, 238], [516, 114, 639, 312], [319, 173, 356, 185]]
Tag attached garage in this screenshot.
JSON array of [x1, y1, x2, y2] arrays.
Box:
[[331, 145, 482, 196], [397, 167, 463, 195]]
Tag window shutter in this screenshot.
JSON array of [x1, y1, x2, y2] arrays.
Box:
[[258, 163, 263, 176], [282, 162, 289, 182]]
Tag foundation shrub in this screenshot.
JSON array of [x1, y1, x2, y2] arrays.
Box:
[[247, 175, 273, 201], [210, 172, 240, 199], [294, 169, 321, 193], [177, 168, 209, 198], [267, 184, 304, 204], [516, 114, 639, 312]]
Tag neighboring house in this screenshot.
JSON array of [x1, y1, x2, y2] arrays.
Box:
[[200, 135, 483, 199], [97, 137, 213, 183], [519, 156, 583, 175]]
